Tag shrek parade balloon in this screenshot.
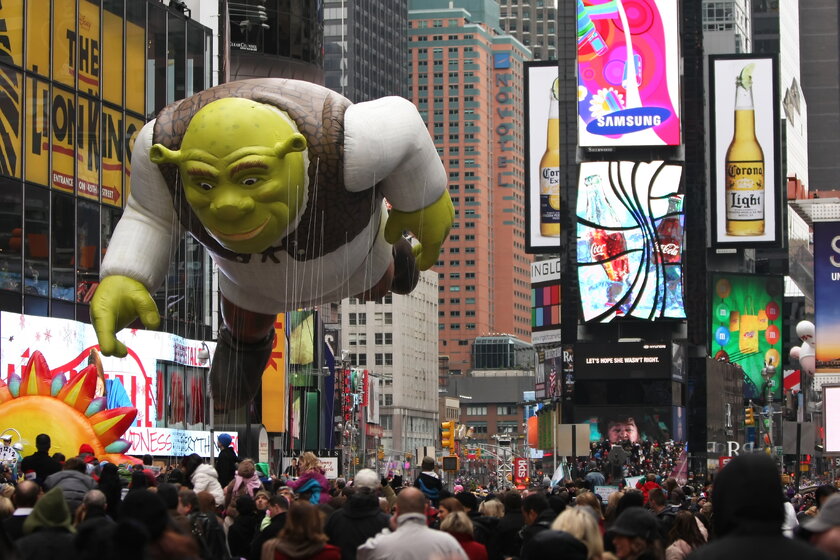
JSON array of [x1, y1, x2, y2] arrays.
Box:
[[90, 79, 454, 411]]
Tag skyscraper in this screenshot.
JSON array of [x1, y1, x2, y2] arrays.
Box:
[[409, 0, 534, 374], [799, 0, 839, 191], [498, 0, 558, 61], [702, 0, 752, 54], [323, 1, 409, 102]]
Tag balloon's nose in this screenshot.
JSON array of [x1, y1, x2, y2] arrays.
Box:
[[212, 195, 255, 221]]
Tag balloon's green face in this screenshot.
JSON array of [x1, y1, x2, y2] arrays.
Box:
[[150, 98, 308, 254]]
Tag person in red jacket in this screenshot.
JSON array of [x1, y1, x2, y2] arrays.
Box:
[[635, 473, 661, 504], [262, 501, 341, 560], [440, 511, 488, 560]]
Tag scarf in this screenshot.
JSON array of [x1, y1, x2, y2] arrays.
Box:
[[232, 472, 262, 497]]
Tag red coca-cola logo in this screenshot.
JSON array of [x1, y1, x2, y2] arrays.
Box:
[[659, 243, 679, 256], [591, 243, 607, 259]]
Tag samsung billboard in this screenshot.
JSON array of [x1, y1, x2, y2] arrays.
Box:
[[576, 0, 681, 147]]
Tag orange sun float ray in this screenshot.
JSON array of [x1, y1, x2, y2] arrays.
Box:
[[0, 350, 138, 463]]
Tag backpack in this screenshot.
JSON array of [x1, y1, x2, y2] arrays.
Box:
[[191, 512, 231, 560]]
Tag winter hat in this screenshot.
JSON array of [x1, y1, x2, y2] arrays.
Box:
[[608, 507, 662, 542], [218, 433, 232, 447], [79, 443, 95, 455], [453, 484, 464, 493], [255, 462, 270, 478], [801, 493, 840, 534], [23, 487, 74, 535]]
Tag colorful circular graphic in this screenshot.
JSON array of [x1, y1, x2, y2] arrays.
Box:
[[765, 348, 781, 368], [765, 325, 780, 345], [765, 301, 780, 321], [611, 0, 656, 35], [715, 326, 730, 346], [714, 303, 729, 322], [715, 278, 732, 299]]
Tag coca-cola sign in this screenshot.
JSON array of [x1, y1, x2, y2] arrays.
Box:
[[576, 161, 685, 322]]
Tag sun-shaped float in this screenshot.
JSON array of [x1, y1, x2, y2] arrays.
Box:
[[0, 350, 137, 464]]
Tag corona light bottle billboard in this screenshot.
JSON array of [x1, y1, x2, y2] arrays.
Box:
[[724, 64, 765, 236], [539, 78, 561, 237], [710, 55, 779, 247]]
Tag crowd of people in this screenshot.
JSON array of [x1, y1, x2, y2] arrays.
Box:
[[0, 433, 839, 560]]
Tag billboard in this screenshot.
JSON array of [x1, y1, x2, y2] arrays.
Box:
[[524, 61, 562, 252], [576, 0, 681, 146], [824, 385, 840, 454], [574, 342, 672, 379], [814, 222, 840, 373], [710, 55, 781, 247], [530, 258, 561, 345], [576, 161, 685, 322], [575, 405, 677, 443], [0, 311, 215, 431], [709, 273, 783, 400]]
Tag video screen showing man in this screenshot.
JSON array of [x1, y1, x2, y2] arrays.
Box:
[[604, 416, 640, 444]]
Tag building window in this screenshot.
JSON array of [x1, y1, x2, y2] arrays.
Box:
[[497, 405, 517, 416], [374, 332, 393, 345], [468, 422, 488, 434], [497, 421, 519, 434], [466, 406, 487, 416]]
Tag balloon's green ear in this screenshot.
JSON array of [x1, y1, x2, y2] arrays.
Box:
[[274, 133, 307, 159], [149, 144, 183, 165]]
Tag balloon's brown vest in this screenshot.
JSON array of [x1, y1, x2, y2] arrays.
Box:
[[152, 78, 383, 264]]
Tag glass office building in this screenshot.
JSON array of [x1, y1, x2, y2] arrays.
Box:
[[0, 0, 213, 339]]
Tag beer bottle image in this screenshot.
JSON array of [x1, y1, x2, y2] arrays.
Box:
[[725, 63, 765, 236], [540, 77, 561, 237]]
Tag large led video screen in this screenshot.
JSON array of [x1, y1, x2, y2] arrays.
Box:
[[576, 161, 685, 322], [525, 61, 563, 253], [576, 406, 680, 443], [710, 55, 781, 247], [709, 273, 783, 400], [576, 0, 681, 147]]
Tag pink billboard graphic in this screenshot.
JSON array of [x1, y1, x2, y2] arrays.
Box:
[[577, 0, 680, 146]]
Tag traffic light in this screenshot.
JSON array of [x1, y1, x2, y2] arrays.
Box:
[[441, 421, 456, 453], [745, 407, 755, 426]]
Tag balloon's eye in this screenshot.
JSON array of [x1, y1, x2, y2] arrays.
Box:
[[242, 177, 259, 186], [199, 182, 214, 191]]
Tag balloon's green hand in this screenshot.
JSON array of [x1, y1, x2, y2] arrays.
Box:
[[90, 276, 160, 357], [384, 191, 454, 271]]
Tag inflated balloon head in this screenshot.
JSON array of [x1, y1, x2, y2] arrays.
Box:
[[149, 97, 309, 254], [796, 320, 815, 344]]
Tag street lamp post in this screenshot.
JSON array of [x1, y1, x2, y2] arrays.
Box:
[[198, 342, 214, 462]]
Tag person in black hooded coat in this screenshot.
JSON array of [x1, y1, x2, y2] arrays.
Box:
[[228, 495, 260, 559], [324, 485, 390, 560], [686, 454, 831, 560]]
